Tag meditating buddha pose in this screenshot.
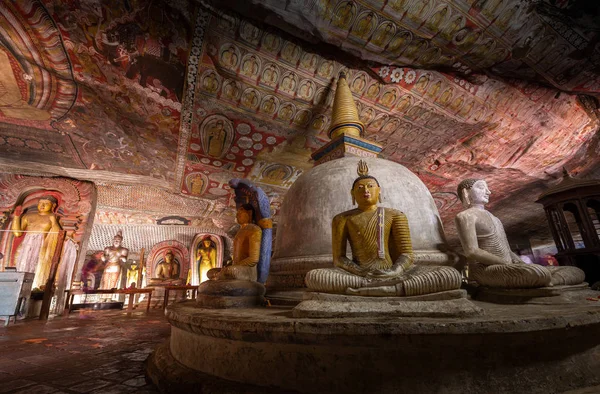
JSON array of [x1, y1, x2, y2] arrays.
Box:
[[305, 161, 462, 296], [455, 179, 585, 288], [11, 195, 62, 289], [155, 250, 179, 280], [214, 204, 262, 282]]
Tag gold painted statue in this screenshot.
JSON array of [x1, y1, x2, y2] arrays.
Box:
[[215, 205, 262, 282], [197, 237, 217, 283], [455, 179, 585, 288], [99, 230, 129, 289], [305, 161, 462, 296], [154, 250, 180, 280], [11, 195, 62, 289]]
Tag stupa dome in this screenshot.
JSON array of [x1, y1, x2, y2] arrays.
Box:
[[268, 156, 455, 289]]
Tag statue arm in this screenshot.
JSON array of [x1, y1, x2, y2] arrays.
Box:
[[237, 229, 261, 266], [509, 250, 526, 264], [210, 248, 217, 267], [455, 214, 508, 266], [11, 210, 26, 237], [390, 212, 414, 273], [101, 247, 109, 263], [118, 249, 129, 264], [155, 264, 164, 278], [332, 214, 365, 276]]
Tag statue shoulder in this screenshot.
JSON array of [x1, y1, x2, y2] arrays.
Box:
[[382, 207, 407, 218], [455, 208, 480, 224], [333, 209, 361, 220], [246, 223, 262, 233]]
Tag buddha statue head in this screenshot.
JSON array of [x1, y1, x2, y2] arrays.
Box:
[[236, 204, 255, 225], [165, 250, 174, 264], [37, 195, 58, 214], [351, 160, 382, 206], [201, 236, 213, 249], [457, 178, 490, 208]]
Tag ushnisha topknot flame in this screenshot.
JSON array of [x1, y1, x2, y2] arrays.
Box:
[[357, 159, 369, 177], [352, 160, 380, 189]]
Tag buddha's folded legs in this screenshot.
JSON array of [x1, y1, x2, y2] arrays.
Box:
[[346, 266, 462, 296], [306, 266, 462, 296], [547, 266, 586, 286], [469, 263, 552, 288], [305, 267, 368, 294], [402, 266, 462, 296], [217, 265, 257, 282]]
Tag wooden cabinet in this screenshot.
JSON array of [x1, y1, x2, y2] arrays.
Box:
[[0, 272, 34, 326]]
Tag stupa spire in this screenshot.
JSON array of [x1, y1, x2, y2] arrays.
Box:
[[327, 72, 365, 139]]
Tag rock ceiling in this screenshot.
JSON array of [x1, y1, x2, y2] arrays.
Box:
[[1, 0, 599, 244]]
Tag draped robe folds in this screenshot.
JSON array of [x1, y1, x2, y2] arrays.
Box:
[[463, 210, 585, 288], [305, 207, 462, 295], [14, 220, 61, 289]]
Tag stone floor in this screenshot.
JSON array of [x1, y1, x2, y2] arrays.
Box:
[[0, 309, 170, 394]]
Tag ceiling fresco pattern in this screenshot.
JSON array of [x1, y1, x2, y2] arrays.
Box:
[[0, 0, 192, 180], [1, 0, 600, 242], [218, 0, 600, 95]]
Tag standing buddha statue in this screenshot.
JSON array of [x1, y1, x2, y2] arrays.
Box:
[[197, 237, 217, 283], [11, 195, 62, 289]]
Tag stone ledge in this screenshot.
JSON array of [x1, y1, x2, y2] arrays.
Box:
[[292, 290, 484, 318]]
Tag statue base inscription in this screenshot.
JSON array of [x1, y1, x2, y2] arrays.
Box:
[[472, 283, 592, 305], [292, 290, 483, 318]]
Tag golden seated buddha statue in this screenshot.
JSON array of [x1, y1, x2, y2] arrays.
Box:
[[305, 160, 462, 296]]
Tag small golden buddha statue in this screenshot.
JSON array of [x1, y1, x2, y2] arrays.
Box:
[[155, 250, 180, 280], [197, 203, 267, 308], [215, 205, 262, 282], [197, 237, 217, 283], [305, 161, 462, 296]]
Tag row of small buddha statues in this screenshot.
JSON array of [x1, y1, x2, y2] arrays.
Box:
[[94, 233, 219, 290], [204, 160, 585, 305]]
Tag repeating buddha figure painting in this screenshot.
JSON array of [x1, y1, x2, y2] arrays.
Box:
[[220, 44, 240, 70], [185, 172, 209, 196], [331, 1, 356, 30], [370, 22, 395, 47], [261, 63, 280, 87], [200, 115, 234, 159], [351, 12, 377, 40]]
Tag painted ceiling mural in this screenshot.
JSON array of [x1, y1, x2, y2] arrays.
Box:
[[0, 0, 192, 181], [1, 0, 600, 242]]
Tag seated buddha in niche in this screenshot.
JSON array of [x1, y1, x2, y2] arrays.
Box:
[[454, 179, 585, 288], [305, 161, 462, 296], [149, 250, 183, 285]]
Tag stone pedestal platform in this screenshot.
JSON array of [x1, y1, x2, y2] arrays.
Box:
[[472, 283, 592, 304], [147, 296, 600, 394], [197, 279, 265, 308], [292, 290, 484, 318]]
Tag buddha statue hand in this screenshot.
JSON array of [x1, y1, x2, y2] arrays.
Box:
[[366, 265, 404, 279], [335, 256, 367, 277]]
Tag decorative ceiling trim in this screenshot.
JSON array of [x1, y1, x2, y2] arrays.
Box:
[[174, 6, 211, 190]]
